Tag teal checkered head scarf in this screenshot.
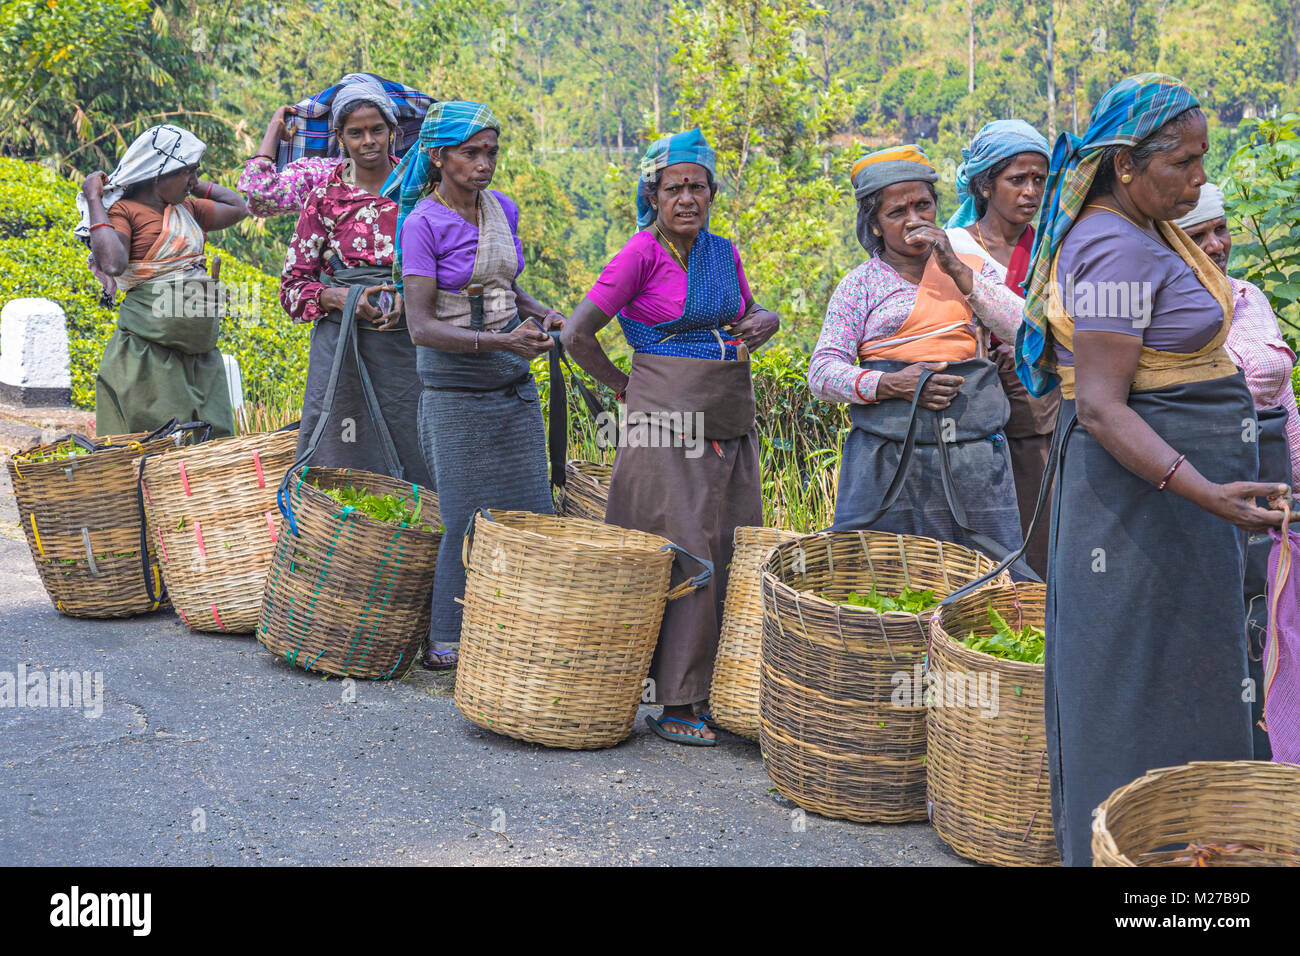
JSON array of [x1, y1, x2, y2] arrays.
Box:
[[636, 129, 716, 228], [383, 101, 501, 290]]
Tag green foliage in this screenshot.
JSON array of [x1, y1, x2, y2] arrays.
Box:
[[12, 438, 91, 462], [314, 481, 439, 532], [831, 585, 938, 614], [961, 605, 1046, 664], [1221, 113, 1300, 334]]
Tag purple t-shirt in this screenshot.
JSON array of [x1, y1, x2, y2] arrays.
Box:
[[1053, 210, 1222, 367], [586, 230, 754, 326], [398, 190, 525, 289]]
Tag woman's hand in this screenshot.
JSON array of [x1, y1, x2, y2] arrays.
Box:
[[1199, 482, 1298, 533], [374, 290, 403, 331], [496, 325, 554, 358], [540, 309, 565, 332], [729, 306, 779, 351], [876, 361, 965, 410], [903, 219, 973, 294], [254, 106, 296, 160], [317, 284, 393, 324], [82, 171, 108, 201]]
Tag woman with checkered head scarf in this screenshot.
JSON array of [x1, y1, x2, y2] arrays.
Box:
[[561, 129, 781, 746], [1027, 73, 1297, 865]]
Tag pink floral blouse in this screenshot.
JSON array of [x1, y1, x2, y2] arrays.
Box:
[[279, 161, 398, 324], [238, 156, 339, 218], [808, 256, 1024, 404]]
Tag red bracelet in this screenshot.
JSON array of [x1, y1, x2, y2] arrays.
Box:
[[88, 222, 114, 232], [202, 182, 214, 199], [1157, 454, 1186, 491], [853, 370, 872, 403]]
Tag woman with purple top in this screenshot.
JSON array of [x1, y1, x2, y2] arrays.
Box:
[[1016, 73, 1297, 865], [386, 102, 565, 670]]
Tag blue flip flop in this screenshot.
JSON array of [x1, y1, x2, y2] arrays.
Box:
[[644, 713, 717, 747]]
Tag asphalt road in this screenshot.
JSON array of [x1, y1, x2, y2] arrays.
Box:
[[0, 533, 968, 867]]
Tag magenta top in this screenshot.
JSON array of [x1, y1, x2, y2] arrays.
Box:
[[397, 191, 525, 290], [586, 229, 754, 326]]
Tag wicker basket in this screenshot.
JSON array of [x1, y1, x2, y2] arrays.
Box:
[[455, 509, 708, 749], [759, 531, 1007, 823], [257, 466, 440, 678], [7, 430, 189, 618], [710, 526, 799, 741], [140, 429, 299, 634], [1093, 761, 1300, 866], [927, 583, 1057, 865], [555, 459, 611, 522]]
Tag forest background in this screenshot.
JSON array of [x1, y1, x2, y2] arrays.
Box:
[[5, 0, 1300, 346]]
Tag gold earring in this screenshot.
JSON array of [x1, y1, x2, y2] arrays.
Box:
[[872, 228, 881, 236], [1121, 173, 1133, 184], [435, 161, 442, 168]]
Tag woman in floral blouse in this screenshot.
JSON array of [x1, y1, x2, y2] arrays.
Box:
[[276, 75, 433, 489]]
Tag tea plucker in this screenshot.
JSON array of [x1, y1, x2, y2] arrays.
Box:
[[809, 145, 1027, 566], [563, 129, 780, 745]]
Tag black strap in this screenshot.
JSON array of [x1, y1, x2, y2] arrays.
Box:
[[939, 403, 1078, 607], [545, 328, 605, 491], [136, 453, 167, 605], [283, 281, 403, 493], [845, 368, 939, 527]]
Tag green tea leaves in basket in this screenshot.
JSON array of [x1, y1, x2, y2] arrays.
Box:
[[959, 606, 1045, 664], [314, 482, 437, 533], [16, 440, 92, 463], [821, 585, 937, 614]]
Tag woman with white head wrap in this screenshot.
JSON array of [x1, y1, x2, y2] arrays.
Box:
[[1175, 182, 1300, 760], [79, 124, 248, 437]]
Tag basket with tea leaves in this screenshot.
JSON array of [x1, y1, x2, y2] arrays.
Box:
[[926, 582, 1057, 866]]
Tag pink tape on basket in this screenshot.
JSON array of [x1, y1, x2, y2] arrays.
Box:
[[177, 460, 192, 497], [156, 527, 168, 562], [265, 510, 278, 542], [1265, 519, 1300, 763], [194, 520, 206, 558], [251, 450, 265, 488], [210, 604, 225, 631]]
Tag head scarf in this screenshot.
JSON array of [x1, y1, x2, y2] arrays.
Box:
[[636, 129, 715, 228], [74, 124, 205, 241], [278, 72, 435, 169], [329, 74, 398, 129], [382, 101, 501, 290], [1171, 182, 1226, 231], [848, 145, 938, 251], [1017, 73, 1200, 395], [945, 120, 1050, 228]]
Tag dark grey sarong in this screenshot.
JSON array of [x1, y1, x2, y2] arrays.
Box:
[[296, 266, 432, 487], [1046, 374, 1257, 866], [1244, 405, 1291, 760], [831, 358, 1024, 567], [416, 346, 553, 644]]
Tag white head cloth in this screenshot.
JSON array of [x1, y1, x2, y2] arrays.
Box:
[[1171, 182, 1226, 231], [74, 125, 206, 241]]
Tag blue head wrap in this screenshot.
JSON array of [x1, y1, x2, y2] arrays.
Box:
[[945, 120, 1049, 229], [1016, 73, 1200, 396], [383, 101, 501, 290], [636, 129, 716, 228]]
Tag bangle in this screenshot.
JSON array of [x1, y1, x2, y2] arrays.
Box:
[[474, 331, 481, 352], [853, 370, 872, 403], [1157, 454, 1186, 491], [203, 182, 214, 199], [89, 222, 114, 232], [248, 154, 275, 163]]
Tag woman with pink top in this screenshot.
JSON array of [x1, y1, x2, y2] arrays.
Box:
[[563, 129, 780, 745]]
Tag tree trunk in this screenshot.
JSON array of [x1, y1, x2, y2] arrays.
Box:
[[1287, 0, 1300, 84], [968, 0, 975, 94], [1045, 2, 1057, 143]]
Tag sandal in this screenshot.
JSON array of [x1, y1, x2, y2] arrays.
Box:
[[422, 643, 458, 670], [644, 713, 717, 747]]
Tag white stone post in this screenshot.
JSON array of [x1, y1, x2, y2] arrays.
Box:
[[0, 297, 72, 407]]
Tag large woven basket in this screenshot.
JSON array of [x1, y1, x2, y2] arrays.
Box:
[[258, 466, 440, 679], [456, 509, 707, 749], [927, 583, 1057, 866], [1093, 761, 1300, 866], [760, 531, 1007, 823], [140, 428, 299, 634], [7, 430, 189, 618], [710, 526, 799, 741], [555, 459, 611, 522]]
